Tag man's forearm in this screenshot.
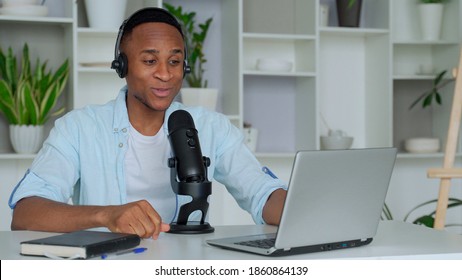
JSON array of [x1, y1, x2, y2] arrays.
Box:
[[11, 196, 108, 232], [262, 188, 287, 225]]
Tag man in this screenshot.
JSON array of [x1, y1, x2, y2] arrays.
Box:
[[9, 8, 287, 239]]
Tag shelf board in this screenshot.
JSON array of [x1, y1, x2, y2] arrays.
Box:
[[393, 40, 460, 45], [0, 153, 36, 160], [0, 15, 73, 24], [254, 152, 296, 159], [320, 27, 389, 37], [77, 27, 118, 36], [393, 75, 436, 80], [243, 32, 316, 41], [244, 70, 315, 77], [78, 67, 113, 73]]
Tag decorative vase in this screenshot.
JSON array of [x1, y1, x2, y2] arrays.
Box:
[[336, 0, 362, 28], [9, 125, 45, 154], [418, 4, 444, 41], [181, 88, 218, 111], [84, 0, 127, 29]]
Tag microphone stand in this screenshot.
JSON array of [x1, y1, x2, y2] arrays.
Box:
[[167, 156, 214, 234]]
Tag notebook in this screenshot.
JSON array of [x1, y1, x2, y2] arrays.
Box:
[[20, 230, 141, 259], [206, 148, 397, 256]]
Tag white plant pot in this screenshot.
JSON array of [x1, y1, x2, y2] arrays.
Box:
[[419, 4, 444, 41], [84, 0, 127, 29], [9, 125, 44, 154], [181, 88, 218, 111]]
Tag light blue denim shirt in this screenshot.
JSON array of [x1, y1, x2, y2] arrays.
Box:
[[9, 86, 286, 224]]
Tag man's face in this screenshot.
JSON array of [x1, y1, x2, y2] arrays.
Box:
[[123, 22, 185, 113]]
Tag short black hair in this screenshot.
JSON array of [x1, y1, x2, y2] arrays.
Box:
[[120, 7, 184, 45]]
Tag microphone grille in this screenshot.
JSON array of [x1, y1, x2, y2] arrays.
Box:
[[168, 110, 196, 134]]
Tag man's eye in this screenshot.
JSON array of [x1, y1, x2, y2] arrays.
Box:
[[144, 59, 156, 65], [169, 60, 181, 66]]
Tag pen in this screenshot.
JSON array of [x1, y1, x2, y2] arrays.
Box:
[[262, 166, 278, 179], [100, 247, 147, 259]]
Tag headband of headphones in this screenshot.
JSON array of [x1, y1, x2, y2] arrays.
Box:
[[111, 7, 191, 78]]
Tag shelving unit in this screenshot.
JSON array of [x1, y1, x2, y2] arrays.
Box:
[[391, 0, 461, 153], [1, 0, 459, 158], [239, 0, 317, 154]]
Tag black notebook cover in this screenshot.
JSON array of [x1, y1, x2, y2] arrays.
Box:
[[20, 230, 141, 259]]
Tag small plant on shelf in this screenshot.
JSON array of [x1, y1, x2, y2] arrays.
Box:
[[164, 3, 213, 88], [409, 69, 455, 110]]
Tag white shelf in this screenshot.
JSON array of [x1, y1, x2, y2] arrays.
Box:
[[243, 32, 316, 40], [243, 70, 315, 77], [319, 27, 389, 37], [0, 15, 73, 24], [0, 153, 36, 160]]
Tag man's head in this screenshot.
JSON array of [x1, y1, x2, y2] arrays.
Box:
[[114, 8, 190, 117], [111, 7, 190, 78]]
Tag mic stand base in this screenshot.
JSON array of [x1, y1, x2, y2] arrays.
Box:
[[168, 221, 215, 234]]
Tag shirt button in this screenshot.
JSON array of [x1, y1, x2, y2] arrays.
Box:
[[122, 128, 127, 133], [119, 143, 123, 148], [114, 128, 118, 132]]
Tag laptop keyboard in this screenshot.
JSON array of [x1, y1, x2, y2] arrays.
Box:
[[235, 238, 276, 249]]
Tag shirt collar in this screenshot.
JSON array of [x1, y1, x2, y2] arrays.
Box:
[[112, 85, 184, 135], [112, 86, 130, 133]]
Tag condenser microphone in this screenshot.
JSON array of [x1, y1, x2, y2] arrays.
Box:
[[167, 109, 214, 234], [168, 110, 206, 183]]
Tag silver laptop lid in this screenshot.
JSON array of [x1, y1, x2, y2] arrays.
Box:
[[275, 148, 397, 249]]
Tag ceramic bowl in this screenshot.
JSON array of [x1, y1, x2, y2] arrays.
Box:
[[404, 137, 440, 153], [320, 136, 354, 150], [256, 58, 293, 72]]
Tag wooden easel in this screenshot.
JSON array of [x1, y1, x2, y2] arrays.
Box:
[[427, 47, 462, 230]]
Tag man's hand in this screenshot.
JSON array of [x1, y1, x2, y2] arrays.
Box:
[[102, 200, 171, 239]]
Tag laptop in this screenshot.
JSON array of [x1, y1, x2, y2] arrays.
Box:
[[206, 148, 397, 256]]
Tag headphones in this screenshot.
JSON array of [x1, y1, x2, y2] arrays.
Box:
[[111, 7, 191, 79]]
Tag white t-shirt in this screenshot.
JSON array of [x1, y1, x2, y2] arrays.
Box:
[[124, 125, 176, 223]]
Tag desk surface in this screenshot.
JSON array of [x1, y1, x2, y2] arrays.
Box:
[[1, 221, 461, 260]]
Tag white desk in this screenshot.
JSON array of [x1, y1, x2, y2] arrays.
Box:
[[1, 221, 461, 260]]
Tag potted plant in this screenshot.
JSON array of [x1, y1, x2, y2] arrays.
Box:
[[163, 3, 217, 111], [0, 43, 69, 153], [418, 0, 448, 41], [336, 0, 363, 28], [404, 69, 455, 153]]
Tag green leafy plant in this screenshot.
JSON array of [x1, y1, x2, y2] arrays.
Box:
[[404, 198, 462, 228], [164, 3, 213, 88], [409, 69, 455, 110], [0, 43, 68, 125], [381, 204, 394, 220], [347, 0, 357, 8]]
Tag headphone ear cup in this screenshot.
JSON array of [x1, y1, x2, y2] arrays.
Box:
[[183, 60, 191, 78], [111, 53, 128, 78], [117, 53, 128, 78]]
